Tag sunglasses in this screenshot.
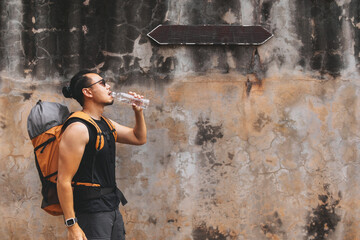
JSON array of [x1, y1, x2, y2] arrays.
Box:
[[85, 78, 106, 88]]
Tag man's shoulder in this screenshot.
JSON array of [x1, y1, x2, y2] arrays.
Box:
[[63, 117, 94, 132], [60, 121, 90, 147], [62, 121, 89, 138], [64, 121, 88, 131]]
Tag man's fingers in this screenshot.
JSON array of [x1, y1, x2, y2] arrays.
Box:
[[128, 91, 144, 99]]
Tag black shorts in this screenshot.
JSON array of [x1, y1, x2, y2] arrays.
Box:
[[77, 209, 125, 240]]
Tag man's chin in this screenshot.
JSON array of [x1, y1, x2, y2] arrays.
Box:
[[105, 100, 114, 106]]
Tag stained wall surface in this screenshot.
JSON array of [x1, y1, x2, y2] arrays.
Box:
[[1, 0, 360, 239]]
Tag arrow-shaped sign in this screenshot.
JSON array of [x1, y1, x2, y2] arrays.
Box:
[[147, 25, 273, 45]]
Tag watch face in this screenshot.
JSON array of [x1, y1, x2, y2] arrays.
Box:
[[66, 219, 75, 225], [65, 218, 76, 226]]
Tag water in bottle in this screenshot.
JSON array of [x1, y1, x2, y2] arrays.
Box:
[[111, 92, 150, 109]]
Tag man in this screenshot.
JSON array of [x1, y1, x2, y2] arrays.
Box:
[[57, 70, 146, 240]]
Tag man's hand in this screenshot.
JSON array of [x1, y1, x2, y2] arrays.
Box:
[[68, 224, 87, 240], [128, 91, 144, 112]]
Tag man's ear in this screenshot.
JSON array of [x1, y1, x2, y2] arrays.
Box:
[[82, 88, 93, 98]]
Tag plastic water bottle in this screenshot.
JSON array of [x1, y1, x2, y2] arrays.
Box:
[[111, 92, 150, 109]]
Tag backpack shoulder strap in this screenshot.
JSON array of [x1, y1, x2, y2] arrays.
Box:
[[101, 116, 117, 142], [66, 111, 104, 151]]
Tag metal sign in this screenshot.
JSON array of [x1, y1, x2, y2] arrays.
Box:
[[147, 25, 273, 45]]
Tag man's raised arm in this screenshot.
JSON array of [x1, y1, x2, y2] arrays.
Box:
[[111, 102, 147, 145]]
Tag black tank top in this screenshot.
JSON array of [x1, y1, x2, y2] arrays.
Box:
[[63, 117, 119, 213]]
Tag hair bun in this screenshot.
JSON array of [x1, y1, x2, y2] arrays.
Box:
[[62, 86, 72, 98]]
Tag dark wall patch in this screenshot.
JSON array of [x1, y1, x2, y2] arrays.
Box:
[[195, 118, 223, 146], [249, 48, 264, 81], [192, 222, 231, 240], [188, 46, 213, 73], [245, 77, 253, 96], [22, 93, 32, 101], [0, 1, 5, 71], [305, 185, 341, 240], [230, 46, 258, 75], [260, 211, 286, 239], [205, 151, 217, 164], [185, 0, 240, 25], [253, 112, 272, 132], [156, 56, 176, 74], [0, 117, 6, 129], [16, 0, 171, 84], [245, 48, 265, 96], [148, 216, 157, 225], [261, 0, 274, 23], [349, 0, 360, 66], [22, 0, 69, 80], [295, 0, 343, 77]]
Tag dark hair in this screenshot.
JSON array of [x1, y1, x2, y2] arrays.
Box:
[[62, 70, 96, 106]]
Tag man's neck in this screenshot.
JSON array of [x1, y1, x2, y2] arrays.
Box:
[[82, 104, 104, 120]]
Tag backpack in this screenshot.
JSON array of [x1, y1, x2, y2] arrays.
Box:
[[27, 100, 117, 216]]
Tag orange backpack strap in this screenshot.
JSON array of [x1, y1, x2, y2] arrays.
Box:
[[101, 116, 117, 142], [66, 111, 104, 151]]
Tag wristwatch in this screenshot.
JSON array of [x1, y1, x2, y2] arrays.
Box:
[[64, 217, 78, 227]]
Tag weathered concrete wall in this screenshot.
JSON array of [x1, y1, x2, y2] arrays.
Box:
[[1, 0, 360, 239]]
